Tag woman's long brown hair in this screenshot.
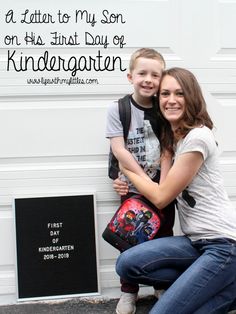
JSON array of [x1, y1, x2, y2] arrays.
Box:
[[158, 67, 214, 143]]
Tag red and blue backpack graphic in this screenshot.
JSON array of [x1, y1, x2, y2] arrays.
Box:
[[108, 196, 161, 246]]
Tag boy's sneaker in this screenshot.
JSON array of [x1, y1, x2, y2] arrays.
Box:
[[116, 292, 138, 314], [154, 289, 165, 300]]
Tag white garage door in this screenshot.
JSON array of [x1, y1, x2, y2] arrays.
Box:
[[0, 0, 235, 303]]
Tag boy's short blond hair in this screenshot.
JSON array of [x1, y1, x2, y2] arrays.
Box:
[[129, 48, 165, 72]]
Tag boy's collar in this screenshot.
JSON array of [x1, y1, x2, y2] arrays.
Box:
[[130, 95, 156, 111]]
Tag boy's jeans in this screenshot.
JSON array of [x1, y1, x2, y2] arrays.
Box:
[[116, 235, 236, 314]]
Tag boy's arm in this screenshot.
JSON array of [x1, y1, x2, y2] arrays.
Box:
[[110, 137, 149, 179], [159, 150, 173, 183]]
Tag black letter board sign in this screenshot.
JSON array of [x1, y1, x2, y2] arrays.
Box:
[[14, 194, 99, 300]]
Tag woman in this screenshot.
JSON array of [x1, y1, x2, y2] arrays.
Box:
[[115, 67, 236, 314]]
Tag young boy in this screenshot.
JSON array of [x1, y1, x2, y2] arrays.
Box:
[[106, 48, 175, 314]]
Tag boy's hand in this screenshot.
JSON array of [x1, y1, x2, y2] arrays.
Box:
[[113, 178, 129, 196]]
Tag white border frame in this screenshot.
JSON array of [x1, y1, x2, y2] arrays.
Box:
[[13, 190, 100, 302]]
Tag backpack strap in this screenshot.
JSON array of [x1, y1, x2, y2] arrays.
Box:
[[118, 94, 131, 141], [107, 95, 131, 180]]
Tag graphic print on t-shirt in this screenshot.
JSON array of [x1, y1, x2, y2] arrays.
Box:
[[126, 127, 145, 162], [143, 120, 160, 178], [126, 118, 160, 180], [182, 188, 196, 208]]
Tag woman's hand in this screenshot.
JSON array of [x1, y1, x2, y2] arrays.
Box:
[[113, 178, 129, 196]]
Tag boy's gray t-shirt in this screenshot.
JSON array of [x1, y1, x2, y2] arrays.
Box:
[[175, 126, 236, 241], [106, 99, 161, 193]]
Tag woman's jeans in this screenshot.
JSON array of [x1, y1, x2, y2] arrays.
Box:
[[116, 236, 236, 314], [119, 192, 175, 294]]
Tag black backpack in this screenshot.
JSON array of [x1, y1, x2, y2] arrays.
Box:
[[108, 94, 131, 179]]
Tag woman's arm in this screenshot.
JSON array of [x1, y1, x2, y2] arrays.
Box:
[[121, 151, 204, 209], [113, 178, 129, 196]]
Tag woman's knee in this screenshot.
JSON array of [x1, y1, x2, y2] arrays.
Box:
[[116, 248, 137, 278], [116, 236, 196, 280], [115, 238, 168, 279]]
